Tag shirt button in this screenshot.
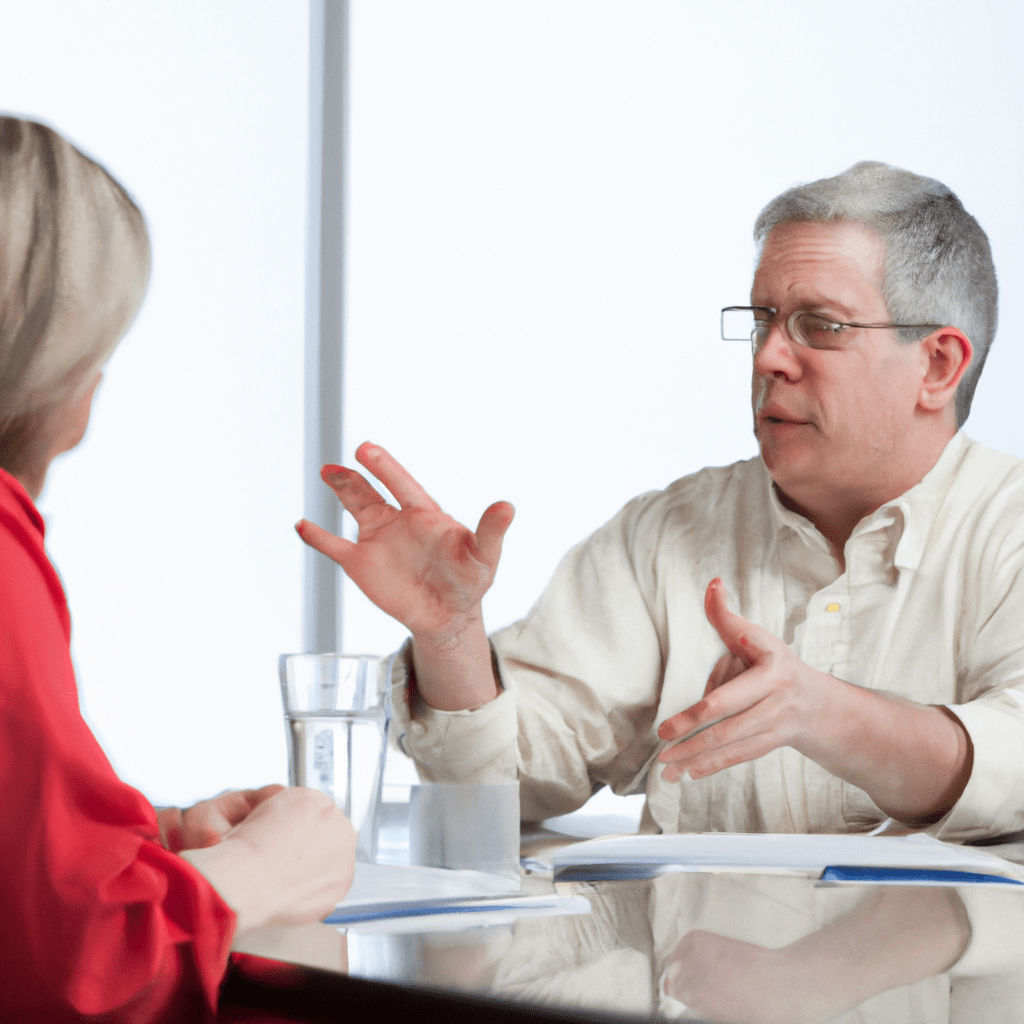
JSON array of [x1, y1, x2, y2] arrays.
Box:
[[826, 602, 840, 613]]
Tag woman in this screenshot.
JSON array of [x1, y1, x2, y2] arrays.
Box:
[[0, 116, 355, 1022]]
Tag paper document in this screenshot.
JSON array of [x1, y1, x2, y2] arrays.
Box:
[[326, 861, 591, 930], [552, 833, 1024, 886], [343, 861, 520, 905]]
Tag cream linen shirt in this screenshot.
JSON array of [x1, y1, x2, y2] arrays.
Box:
[[392, 432, 1024, 841]]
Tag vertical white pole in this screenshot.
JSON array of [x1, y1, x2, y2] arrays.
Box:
[[304, 0, 348, 652]]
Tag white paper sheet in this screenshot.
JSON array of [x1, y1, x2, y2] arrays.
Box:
[[326, 861, 591, 929], [552, 832, 1024, 885], [342, 862, 520, 907]]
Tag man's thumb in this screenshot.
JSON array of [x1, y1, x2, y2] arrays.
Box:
[[704, 577, 761, 666]]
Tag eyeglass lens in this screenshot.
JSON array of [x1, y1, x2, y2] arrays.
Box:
[[721, 308, 847, 352]]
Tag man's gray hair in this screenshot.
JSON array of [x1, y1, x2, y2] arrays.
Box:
[[754, 161, 997, 426]]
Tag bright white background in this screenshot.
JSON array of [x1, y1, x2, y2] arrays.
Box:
[[2, 1, 1023, 806], [0, 2, 309, 804], [343, 0, 1024, 658]]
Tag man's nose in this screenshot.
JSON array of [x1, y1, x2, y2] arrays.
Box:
[[752, 322, 803, 381]]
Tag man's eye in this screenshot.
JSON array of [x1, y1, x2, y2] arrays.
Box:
[[798, 313, 845, 347]]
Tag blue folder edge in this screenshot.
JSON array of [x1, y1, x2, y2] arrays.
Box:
[[325, 897, 562, 926], [555, 864, 666, 883], [819, 865, 1024, 886], [553, 863, 1024, 886]]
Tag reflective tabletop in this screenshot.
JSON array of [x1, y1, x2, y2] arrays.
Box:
[[228, 826, 1024, 1023]]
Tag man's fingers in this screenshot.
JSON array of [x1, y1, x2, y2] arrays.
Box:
[[659, 697, 782, 781], [659, 697, 768, 762], [320, 464, 390, 517], [704, 577, 772, 665], [657, 663, 771, 741], [662, 729, 780, 783], [475, 501, 515, 567], [656, 581, 812, 785], [295, 519, 358, 567], [704, 651, 746, 697], [355, 442, 439, 511]]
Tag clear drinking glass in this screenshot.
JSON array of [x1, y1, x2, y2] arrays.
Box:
[[278, 653, 389, 862]]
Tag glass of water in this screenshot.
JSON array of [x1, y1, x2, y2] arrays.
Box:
[[278, 653, 389, 862]]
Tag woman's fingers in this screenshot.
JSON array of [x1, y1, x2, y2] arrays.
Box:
[[249, 783, 286, 805], [209, 786, 287, 836]]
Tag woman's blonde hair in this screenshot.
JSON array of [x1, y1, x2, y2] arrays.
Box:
[[0, 117, 151, 475]]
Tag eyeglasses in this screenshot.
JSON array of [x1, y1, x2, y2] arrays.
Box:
[[721, 306, 943, 356]]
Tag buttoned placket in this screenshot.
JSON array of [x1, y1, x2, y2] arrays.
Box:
[[774, 498, 908, 682]]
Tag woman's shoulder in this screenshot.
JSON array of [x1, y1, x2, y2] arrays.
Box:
[[0, 469, 69, 643]]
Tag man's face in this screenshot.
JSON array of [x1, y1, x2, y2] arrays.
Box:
[[751, 220, 930, 518]]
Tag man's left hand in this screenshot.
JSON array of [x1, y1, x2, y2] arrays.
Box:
[[658, 577, 830, 783], [657, 578, 972, 824]]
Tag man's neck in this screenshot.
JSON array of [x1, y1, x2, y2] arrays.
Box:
[[774, 427, 958, 566], [774, 488, 867, 567]]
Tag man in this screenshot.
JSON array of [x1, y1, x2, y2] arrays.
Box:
[[298, 161, 1024, 841]]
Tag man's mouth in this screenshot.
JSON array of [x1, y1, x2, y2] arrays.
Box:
[[758, 405, 807, 426]]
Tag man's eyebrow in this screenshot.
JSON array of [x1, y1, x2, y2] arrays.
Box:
[[751, 295, 858, 318]]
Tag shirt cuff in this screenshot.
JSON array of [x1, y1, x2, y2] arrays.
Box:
[[388, 638, 518, 784], [933, 693, 1024, 842]]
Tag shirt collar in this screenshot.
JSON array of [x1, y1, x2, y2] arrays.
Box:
[[766, 431, 970, 573]]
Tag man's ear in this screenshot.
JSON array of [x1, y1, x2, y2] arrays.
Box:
[[918, 328, 972, 416]]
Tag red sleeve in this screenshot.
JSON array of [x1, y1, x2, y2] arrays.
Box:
[[0, 471, 236, 1022]]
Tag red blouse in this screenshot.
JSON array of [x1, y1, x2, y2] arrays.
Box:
[[0, 467, 235, 1021]]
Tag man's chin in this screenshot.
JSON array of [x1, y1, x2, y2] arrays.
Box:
[[758, 442, 815, 491]]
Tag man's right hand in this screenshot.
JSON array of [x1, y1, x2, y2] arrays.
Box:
[[295, 442, 514, 711]]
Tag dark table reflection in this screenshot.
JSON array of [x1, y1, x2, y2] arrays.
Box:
[[227, 836, 1024, 1023]]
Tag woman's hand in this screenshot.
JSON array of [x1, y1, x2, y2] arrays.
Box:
[[181, 787, 356, 935], [157, 785, 284, 853]]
